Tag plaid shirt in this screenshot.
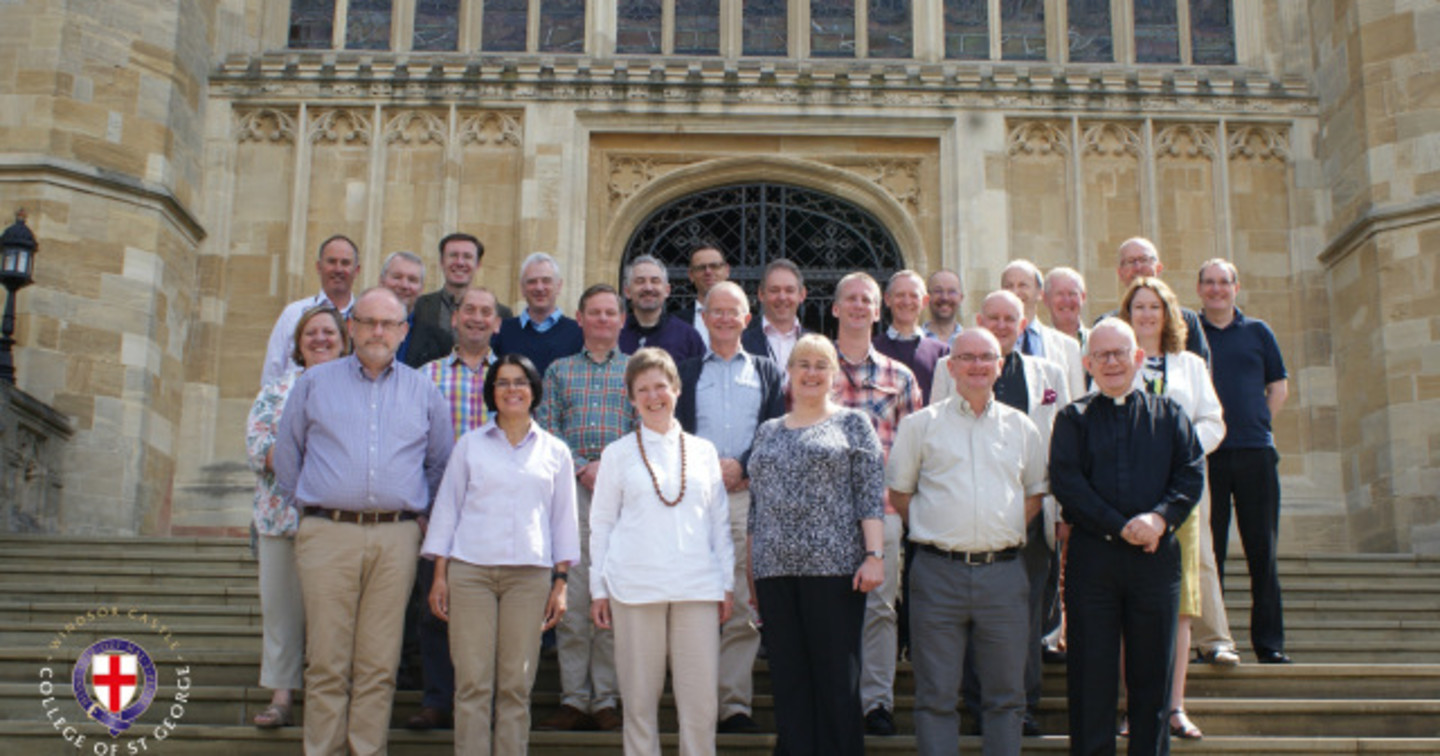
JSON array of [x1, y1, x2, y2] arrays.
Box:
[[422, 350, 495, 439], [537, 347, 635, 468], [833, 344, 921, 458]]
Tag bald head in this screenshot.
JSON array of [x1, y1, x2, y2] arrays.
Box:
[[976, 290, 1027, 355], [1117, 237, 1162, 286]]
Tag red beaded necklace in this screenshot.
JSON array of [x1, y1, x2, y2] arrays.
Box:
[[635, 427, 686, 507]]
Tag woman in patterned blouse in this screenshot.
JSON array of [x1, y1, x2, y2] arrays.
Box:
[[244, 305, 349, 728], [745, 333, 886, 756]]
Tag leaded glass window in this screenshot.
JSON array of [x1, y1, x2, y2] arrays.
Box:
[[288, 0, 336, 48], [1135, 0, 1180, 63], [539, 0, 586, 52], [1001, 0, 1046, 61], [1190, 0, 1235, 64], [1068, 0, 1112, 63], [345, 0, 393, 49], [868, 0, 912, 59], [943, 0, 987, 59], [675, 0, 721, 55], [413, 0, 460, 50], [617, 0, 663, 53], [482, 0, 528, 50], [743, 0, 788, 56], [811, 0, 857, 58]]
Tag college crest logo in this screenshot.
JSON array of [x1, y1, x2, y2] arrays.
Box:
[[71, 637, 159, 736]]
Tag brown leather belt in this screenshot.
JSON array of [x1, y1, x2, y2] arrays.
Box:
[[916, 542, 1021, 565], [304, 506, 418, 525]]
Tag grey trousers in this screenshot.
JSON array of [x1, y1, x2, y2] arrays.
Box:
[[911, 549, 1029, 756], [557, 486, 619, 711]]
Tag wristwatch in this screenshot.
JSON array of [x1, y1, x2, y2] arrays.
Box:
[[551, 570, 568, 584], [865, 550, 884, 561]]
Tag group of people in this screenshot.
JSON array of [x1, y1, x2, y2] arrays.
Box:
[[245, 230, 1291, 756]]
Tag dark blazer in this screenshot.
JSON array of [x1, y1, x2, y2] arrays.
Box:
[[676, 351, 787, 475], [674, 303, 701, 332], [405, 290, 513, 368], [740, 318, 806, 364]]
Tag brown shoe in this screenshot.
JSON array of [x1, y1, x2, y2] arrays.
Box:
[[592, 706, 623, 732], [406, 706, 453, 731], [535, 704, 595, 731]]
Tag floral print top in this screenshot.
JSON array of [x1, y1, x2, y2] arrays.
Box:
[[246, 369, 301, 536]]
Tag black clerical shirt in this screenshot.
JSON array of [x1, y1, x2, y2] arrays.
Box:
[[1048, 389, 1204, 542]]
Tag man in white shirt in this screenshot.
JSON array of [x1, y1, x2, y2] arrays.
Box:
[[1001, 259, 1085, 399], [741, 258, 807, 370], [889, 327, 1046, 756], [260, 234, 359, 385]]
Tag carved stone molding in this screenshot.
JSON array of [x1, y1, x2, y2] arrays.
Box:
[[458, 111, 522, 147], [1228, 125, 1290, 162], [1008, 121, 1070, 157], [1156, 123, 1219, 160], [606, 155, 701, 204], [384, 110, 448, 146], [822, 159, 923, 213], [235, 108, 297, 144], [1081, 122, 1143, 157], [309, 109, 372, 145]]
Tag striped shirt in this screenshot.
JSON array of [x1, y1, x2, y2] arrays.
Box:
[[421, 350, 495, 439], [537, 347, 635, 469]]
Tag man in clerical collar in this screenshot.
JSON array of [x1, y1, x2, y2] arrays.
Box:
[[874, 269, 950, 406], [742, 258, 807, 370], [1002, 259, 1085, 399], [491, 252, 584, 376], [922, 268, 964, 346], [674, 244, 731, 348], [1050, 318, 1205, 755], [618, 254, 705, 363], [674, 281, 786, 734]]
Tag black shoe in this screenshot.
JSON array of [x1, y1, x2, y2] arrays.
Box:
[[1256, 649, 1292, 664], [864, 706, 896, 736], [1022, 713, 1042, 737], [718, 713, 762, 734], [1041, 647, 1067, 664]]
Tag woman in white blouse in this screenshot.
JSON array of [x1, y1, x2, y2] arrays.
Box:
[[1122, 277, 1229, 740], [422, 354, 580, 755], [589, 347, 735, 756]]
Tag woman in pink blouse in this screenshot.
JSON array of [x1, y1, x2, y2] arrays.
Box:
[[422, 354, 580, 755], [244, 305, 349, 728]]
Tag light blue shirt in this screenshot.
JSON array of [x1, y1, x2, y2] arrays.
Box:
[[694, 350, 764, 461], [519, 308, 563, 334], [1021, 322, 1046, 358]]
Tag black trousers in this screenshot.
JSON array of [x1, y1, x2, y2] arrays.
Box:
[[756, 575, 866, 756], [1065, 530, 1180, 756], [1208, 447, 1285, 654]]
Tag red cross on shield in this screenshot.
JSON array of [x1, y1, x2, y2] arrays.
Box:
[[91, 653, 139, 714]]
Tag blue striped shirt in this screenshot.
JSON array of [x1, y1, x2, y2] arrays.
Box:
[[274, 354, 454, 513]]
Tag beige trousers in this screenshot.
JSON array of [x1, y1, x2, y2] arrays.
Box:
[[1190, 481, 1237, 652], [557, 486, 619, 711], [717, 489, 759, 719], [612, 599, 720, 756], [257, 534, 305, 691], [447, 560, 550, 756], [295, 516, 419, 756]]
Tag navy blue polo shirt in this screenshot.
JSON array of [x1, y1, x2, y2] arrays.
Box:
[[1201, 308, 1286, 450]]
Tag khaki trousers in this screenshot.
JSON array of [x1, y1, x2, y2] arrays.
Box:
[[257, 534, 305, 691], [717, 489, 759, 719], [860, 512, 903, 712], [1190, 481, 1237, 652], [296, 516, 419, 756], [447, 560, 550, 756], [557, 486, 619, 711], [612, 599, 720, 756]]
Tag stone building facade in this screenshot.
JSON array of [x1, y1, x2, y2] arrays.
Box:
[[0, 0, 1435, 552]]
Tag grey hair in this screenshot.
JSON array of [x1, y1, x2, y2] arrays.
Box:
[[624, 254, 668, 288], [1117, 237, 1159, 264], [886, 269, 927, 295], [1045, 266, 1087, 294], [703, 280, 750, 313], [380, 250, 425, 282], [1088, 317, 1138, 355], [518, 252, 562, 285]]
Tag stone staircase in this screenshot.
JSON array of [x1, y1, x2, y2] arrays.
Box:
[[1, 535, 1437, 755]]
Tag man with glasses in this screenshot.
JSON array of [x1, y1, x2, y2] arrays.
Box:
[[1104, 237, 1210, 362], [274, 287, 454, 755], [888, 327, 1047, 756], [1050, 318, 1205, 756], [674, 244, 732, 348], [922, 269, 965, 346], [675, 281, 786, 734]]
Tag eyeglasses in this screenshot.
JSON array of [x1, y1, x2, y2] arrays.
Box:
[[690, 261, 727, 273], [351, 317, 406, 331], [1120, 256, 1158, 269], [494, 379, 531, 390], [953, 352, 999, 364], [1090, 349, 1133, 365], [705, 308, 744, 320]]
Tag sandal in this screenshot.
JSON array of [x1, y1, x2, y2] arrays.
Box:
[[1118, 716, 1129, 738], [254, 703, 293, 729], [1169, 709, 1203, 740]]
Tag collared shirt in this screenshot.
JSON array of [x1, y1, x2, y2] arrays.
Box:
[[691, 302, 710, 348], [762, 316, 801, 369], [694, 349, 764, 460], [261, 291, 355, 386], [421, 421, 581, 569], [922, 321, 962, 347], [1049, 390, 1205, 542], [520, 307, 564, 334], [1020, 321, 1046, 358], [888, 397, 1047, 552], [1201, 308, 1287, 450], [589, 424, 734, 603], [832, 344, 921, 458], [886, 325, 921, 342], [537, 348, 635, 468], [274, 354, 454, 513], [421, 350, 496, 439]]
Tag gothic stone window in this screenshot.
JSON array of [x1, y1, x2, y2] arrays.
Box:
[[623, 183, 904, 337]]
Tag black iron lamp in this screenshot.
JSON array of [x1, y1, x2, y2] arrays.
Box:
[[0, 209, 39, 385]]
